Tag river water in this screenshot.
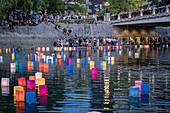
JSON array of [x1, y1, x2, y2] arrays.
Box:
[[0, 47, 170, 113]]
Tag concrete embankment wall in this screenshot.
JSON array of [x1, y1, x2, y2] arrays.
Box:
[[0, 22, 114, 49]]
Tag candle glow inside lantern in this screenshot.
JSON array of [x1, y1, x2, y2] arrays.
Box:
[[26, 92, 37, 104], [38, 78, 45, 86], [16, 90, 25, 101], [27, 80, 35, 90], [39, 85, 47, 95], [1, 78, 9, 86], [129, 86, 139, 97], [77, 59, 80, 64], [14, 86, 23, 96], [35, 72, 42, 84], [103, 61, 107, 70], [18, 77, 26, 87], [68, 58, 71, 65], [90, 61, 94, 70]]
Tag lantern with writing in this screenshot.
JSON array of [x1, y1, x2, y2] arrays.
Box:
[[14, 86, 23, 96], [18, 77, 26, 87]]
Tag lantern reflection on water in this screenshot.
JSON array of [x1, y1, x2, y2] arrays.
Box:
[[39, 95, 47, 106], [1, 86, 10, 95], [16, 101, 25, 113]]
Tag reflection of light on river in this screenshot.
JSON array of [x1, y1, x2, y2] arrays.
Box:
[[128, 70, 131, 84], [104, 72, 110, 105]]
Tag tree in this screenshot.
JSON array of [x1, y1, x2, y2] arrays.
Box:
[[97, 9, 104, 16], [107, 0, 147, 14]]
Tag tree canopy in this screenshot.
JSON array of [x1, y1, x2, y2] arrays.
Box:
[[107, 0, 147, 14]]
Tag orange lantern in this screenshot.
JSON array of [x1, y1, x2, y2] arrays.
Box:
[[30, 53, 33, 60], [44, 63, 49, 73], [14, 86, 23, 96], [16, 90, 25, 101], [18, 77, 26, 87], [28, 67, 32, 72], [86, 47, 89, 51], [29, 76, 36, 84], [39, 63, 44, 72], [0, 49, 2, 54], [57, 53, 60, 58], [27, 61, 32, 67], [9, 48, 11, 53]]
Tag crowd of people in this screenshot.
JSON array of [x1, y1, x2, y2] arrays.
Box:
[[53, 37, 169, 47]]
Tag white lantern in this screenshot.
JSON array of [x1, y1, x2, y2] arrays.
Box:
[[1, 78, 9, 86], [0, 56, 3, 63], [135, 53, 139, 58], [42, 47, 45, 51], [35, 72, 42, 85], [10, 63, 16, 69]]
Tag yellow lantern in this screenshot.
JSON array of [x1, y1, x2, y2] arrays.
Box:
[[90, 61, 94, 70], [77, 59, 80, 64], [14, 86, 23, 96], [38, 78, 45, 86], [103, 61, 107, 70]]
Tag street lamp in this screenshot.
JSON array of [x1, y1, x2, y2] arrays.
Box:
[[104, 2, 110, 13]]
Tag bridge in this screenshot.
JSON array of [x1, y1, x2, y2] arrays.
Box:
[[110, 12, 170, 26]]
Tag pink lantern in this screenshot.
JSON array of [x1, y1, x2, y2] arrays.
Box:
[[39, 85, 47, 95], [153, 45, 155, 48], [92, 74, 97, 80], [135, 81, 142, 91], [87, 111, 101, 113], [68, 58, 72, 65], [40, 47, 42, 51], [110, 46, 112, 50], [143, 45, 145, 48], [27, 80, 35, 89], [92, 68, 97, 75]]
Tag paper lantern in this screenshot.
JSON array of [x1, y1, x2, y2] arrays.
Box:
[[15, 54, 19, 61], [16, 90, 25, 101], [55, 58, 58, 66], [129, 97, 140, 106], [6, 49, 8, 53], [92, 68, 97, 75], [27, 80, 35, 90], [48, 59, 52, 64], [141, 84, 149, 95], [86, 47, 89, 51], [28, 61, 33, 67], [77, 48, 79, 52], [29, 76, 36, 83], [52, 54, 55, 61], [103, 61, 107, 70], [100, 61, 103, 70], [11, 68, 16, 73], [0, 49, 2, 53], [166, 44, 168, 48], [39, 63, 44, 72], [1, 78, 9, 86], [81, 60, 85, 68], [65, 58, 68, 66], [135, 53, 139, 58], [58, 58, 62, 66], [38, 78, 45, 86], [135, 81, 142, 91], [14, 86, 23, 96], [68, 64, 73, 75], [25, 55, 28, 61], [39, 95, 47, 106], [12, 53, 15, 60], [40, 58, 44, 63], [68, 58, 71, 65], [141, 94, 149, 104], [32, 55, 35, 62], [129, 86, 139, 97], [77, 59, 80, 64], [39, 85, 47, 95], [35, 72, 42, 84], [90, 61, 94, 70], [10, 63, 16, 69], [77, 64, 80, 68], [26, 92, 36, 103], [18, 77, 26, 87]]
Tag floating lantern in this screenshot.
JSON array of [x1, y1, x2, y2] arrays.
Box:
[[39, 63, 44, 72], [28, 61, 33, 67], [0, 56, 3, 63], [130, 45, 132, 48], [81, 60, 85, 68], [35, 72, 42, 84], [92, 74, 97, 80], [19, 64, 23, 74], [65, 58, 68, 66], [77, 64, 80, 68], [15, 61, 19, 71], [100, 61, 103, 70], [90, 61, 94, 70], [16, 90, 25, 101], [26, 92, 37, 103], [6, 49, 8, 53], [166, 44, 168, 48], [1, 78, 9, 86], [27, 80, 35, 90], [153, 45, 155, 48], [135, 81, 142, 91], [108, 57, 110, 64], [119, 51, 122, 55], [14, 86, 23, 96], [135, 53, 139, 58], [52, 54, 55, 61], [129, 86, 139, 97], [77, 48, 79, 52], [29, 76, 36, 83], [103, 61, 107, 70], [25, 55, 28, 61], [129, 97, 140, 106], [141, 84, 149, 95], [86, 47, 89, 51], [68, 58, 71, 65], [12, 53, 15, 60], [9, 48, 11, 53], [10, 63, 16, 69], [92, 68, 97, 75], [48, 59, 52, 64], [55, 58, 58, 66], [135, 45, 137, 48], [18, 77, 26, 87], [77, 59, 80, 64], [38, 78, 45, 87], [58, 58, 62, 66], [32, 55, 35, 62], [39, 85, 47, 95], [16, 101, 25, 113], [40, 58, 44, 63], [16, 54, 19, 61], [88, 57, 90, 63], [0, 49, 2, 53]]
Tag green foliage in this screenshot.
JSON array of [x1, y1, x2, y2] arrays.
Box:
[[107, 0, 147, 14], [97, 9, 104, 16]]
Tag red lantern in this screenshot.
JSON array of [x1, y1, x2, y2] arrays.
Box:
[[18, 77, 26, 87], [58, 58, 62, 66], [39, 63, 44, 72]]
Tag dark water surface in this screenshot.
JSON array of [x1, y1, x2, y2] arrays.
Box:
[[0, 47, 170, 113]]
